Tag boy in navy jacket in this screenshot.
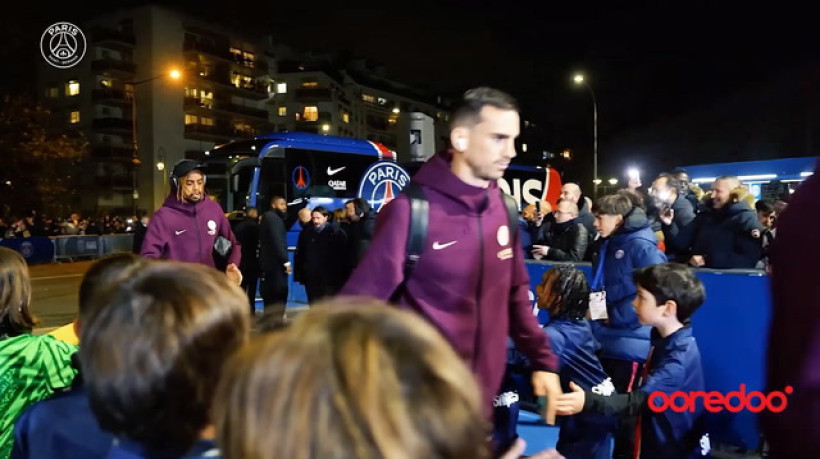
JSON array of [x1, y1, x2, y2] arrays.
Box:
[[555, 263, 710, 458], [537, 266, 616, 459]]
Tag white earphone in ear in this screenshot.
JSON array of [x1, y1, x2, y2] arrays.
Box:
[[455, 138, 467, 151]]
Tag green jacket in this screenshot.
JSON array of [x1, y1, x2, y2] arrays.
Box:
[[0, 334, 77, 459]]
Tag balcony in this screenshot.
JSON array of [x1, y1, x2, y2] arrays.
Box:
[[230, 57, 269, 75], [197, 73, 269, 100], [295, 87, 333, 101], [184, 123, 239, 142], [183, 40, 232, 62], [91, 58, 136, 75], [95, 175, 133, 190], [91, 146, 134, 161], [92, 88, 131, 104], [184, 97, 269, 120], [90, 27, 135, 48], [92, 117, 132, 133]]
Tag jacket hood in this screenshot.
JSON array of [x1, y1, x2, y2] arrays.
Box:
[[161, 193, 209, 217], [412, 150, 497, 214], [617, 206, 651, 234], [703, 199, 755, 217]]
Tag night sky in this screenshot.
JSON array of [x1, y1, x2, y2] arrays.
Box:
[[2, 0, 816, 182]]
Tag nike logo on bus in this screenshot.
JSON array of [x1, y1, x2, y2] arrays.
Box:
[[432, 240, 458, 250], [327, 166, 346, 176], [175, 230, 187, 235]]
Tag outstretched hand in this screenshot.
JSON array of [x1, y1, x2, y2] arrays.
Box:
[[498, 438, 565, 459], [554, 381, 586, 416], [226, 263, 243, 286], [532, 371, 561, 425]]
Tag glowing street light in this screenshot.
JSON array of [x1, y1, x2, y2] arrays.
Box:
[[129, 68, 182, 214], [593, 178, 602, 185], [608, 178, 618, 185], [321, 123, 330, 132], [573, 72, 598, 197]]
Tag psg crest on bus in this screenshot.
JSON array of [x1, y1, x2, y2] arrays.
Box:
[[357, 161, 411, 212]]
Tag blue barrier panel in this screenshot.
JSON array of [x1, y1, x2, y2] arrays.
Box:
[[52, 235, 101, 260], [0, 237, 55, 264], [524, 261, 769, 450]]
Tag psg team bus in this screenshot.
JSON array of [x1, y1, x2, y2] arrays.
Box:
[[205, 131, 562, 237]]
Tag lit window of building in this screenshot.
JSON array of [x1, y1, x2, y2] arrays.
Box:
[[276, 82, 287, 94], [185, 114, 199, 125], [301, 80, 318, 88], [100, 79, 112, 88], [66, 80, 80, 96], [124, 84, 134, 101], [243, 51, 255, 67], [362, 93, 375, 103], [185, 87, 198, 98], [303, 106, 318, 122], [341, 111, 350, 123], [200, 90, 214, 108], [70, 111, 80, 124], [45, 85, 59, 98], [200, 117, 215, 126], [278, 106, 287, 117], [295, 112, 301, 121]]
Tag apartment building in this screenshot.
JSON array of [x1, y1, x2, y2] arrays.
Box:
[[37, 5, 274, 214]]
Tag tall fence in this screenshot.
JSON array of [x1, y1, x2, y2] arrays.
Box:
[[0, 234, 135, 263]]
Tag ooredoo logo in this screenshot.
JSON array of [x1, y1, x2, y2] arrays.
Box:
[[649, 384, 793, 413]]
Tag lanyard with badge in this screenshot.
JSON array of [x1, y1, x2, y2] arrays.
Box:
[[589, 239, 608, 320]]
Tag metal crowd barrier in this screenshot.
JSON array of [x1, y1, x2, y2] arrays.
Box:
[[0, 234, 135, 263]]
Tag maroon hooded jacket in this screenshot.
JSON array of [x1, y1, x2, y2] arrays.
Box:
[[341, 152, 557, 413], [140, 193, 240, 268], [763, 160, 820, 456]]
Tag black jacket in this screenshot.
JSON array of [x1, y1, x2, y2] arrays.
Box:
[[258, 210, 288, 274], [534, 219, 589, 262], [690, 200, 762, 269], [660, 196, 697, 262], [295, 222, 348, 286], [233, 217, 260, 275]]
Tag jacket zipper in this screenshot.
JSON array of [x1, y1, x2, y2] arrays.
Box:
[[473, 190, 488, 372], [194, 205, 202, 262]]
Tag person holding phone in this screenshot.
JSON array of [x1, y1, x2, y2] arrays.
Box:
[[650, 173, 696, 262]]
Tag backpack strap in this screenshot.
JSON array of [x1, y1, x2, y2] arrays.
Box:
[[402, 182, 428, 279], [500, 190, 519, 241]]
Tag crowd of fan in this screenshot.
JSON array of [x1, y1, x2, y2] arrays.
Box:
[[0, 213, 139, 239], [520, 169, 787, 271]]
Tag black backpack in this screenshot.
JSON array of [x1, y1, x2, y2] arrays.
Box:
[[401, 182, 520, 278]]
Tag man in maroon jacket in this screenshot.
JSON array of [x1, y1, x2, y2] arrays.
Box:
[[141, 159, 242, 285], [763, 161, 820, 456], [341, 87, 561, 424]]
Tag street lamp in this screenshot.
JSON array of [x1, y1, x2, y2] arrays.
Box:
[[608, 178, 618, 185], [129, 69, 181, 215], [573, 73, 598, 198]]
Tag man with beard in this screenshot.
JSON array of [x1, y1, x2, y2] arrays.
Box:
[[140, 159, 242, 285], [258, 196, 291, 318]]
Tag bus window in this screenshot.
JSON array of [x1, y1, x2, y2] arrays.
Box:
[[257, 157, 287, 210]]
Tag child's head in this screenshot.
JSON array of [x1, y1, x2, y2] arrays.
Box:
[[77, 253, 146, 333], [535, 266, 590, 321], [80, 261, 251, 456], [632, 263, 706, 327], [214, 297, 487, 459], [0, 247, 35, 335]]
